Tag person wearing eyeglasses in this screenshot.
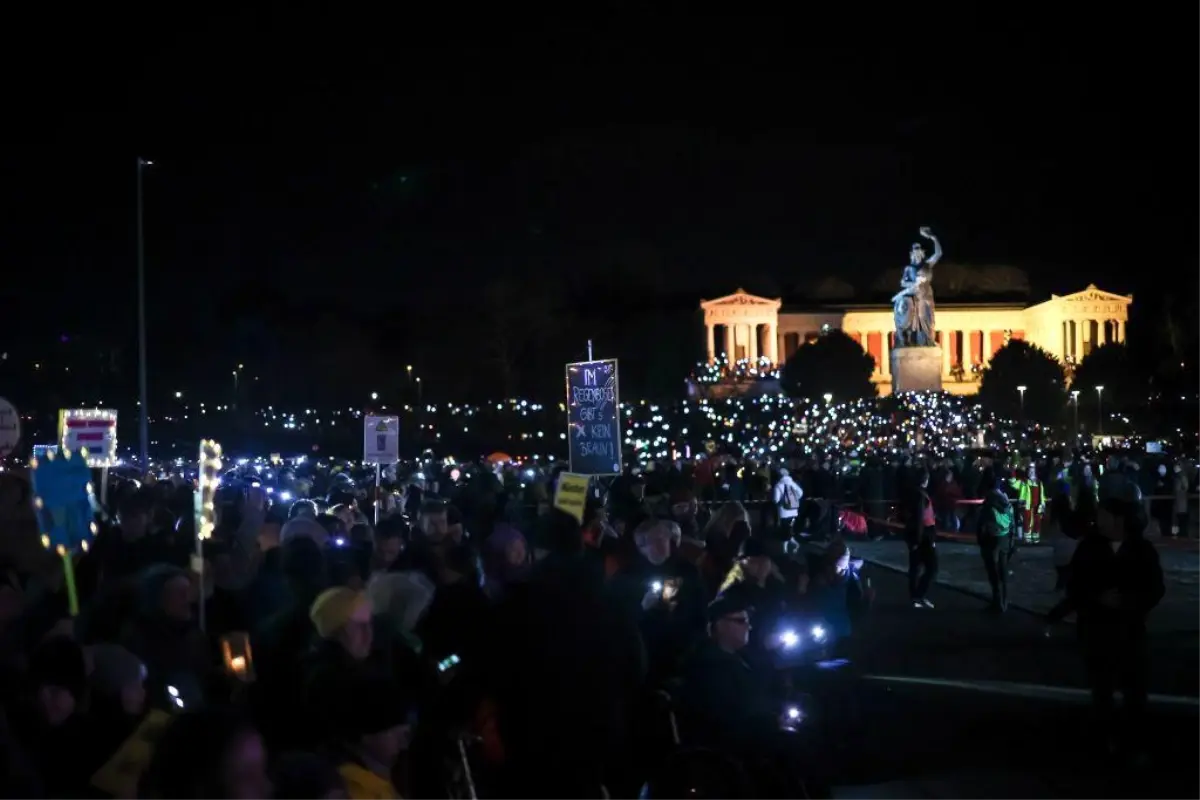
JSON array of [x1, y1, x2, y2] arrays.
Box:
[[675, 595, 780, 758]]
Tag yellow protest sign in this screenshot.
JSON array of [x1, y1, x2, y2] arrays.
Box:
[[553, 473, 590, 523], [91, 709, 172, 797]]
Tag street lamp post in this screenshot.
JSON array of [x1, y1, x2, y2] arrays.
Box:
[[232, 364, 244, 410], [1070, 390, 1080, 440], [136, 157, 152, 467], [1095, 385, 1105, 434], [822, 393, 833, 404], [1017, 385, 1027, 417]]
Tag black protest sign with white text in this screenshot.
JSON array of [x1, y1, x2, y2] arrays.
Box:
[[566, 359, 622, 475]]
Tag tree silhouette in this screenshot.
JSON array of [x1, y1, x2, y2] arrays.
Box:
[[781, 330, 877, 401], [978, 340, 1066, 424], [1075, 345, 1147, 431], [1071, 343, 1144, 418]]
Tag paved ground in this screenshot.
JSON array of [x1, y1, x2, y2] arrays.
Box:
[[838, 535, 1200, 636], [829, 541, 1199, 697], [809, 551, 1199, 798]]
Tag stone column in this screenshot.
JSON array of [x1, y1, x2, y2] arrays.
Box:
[[1082, 319, 1092, 356], [881, 332, 891, 377], [1115, 320, 1123, 343], [767, 323, 778, 364], [723, 325, 733, 360], [1071, 321, 1079, 359], [749, 323, 759, 362], [706, 324, 716, 363], [942, 332, 951, 375]]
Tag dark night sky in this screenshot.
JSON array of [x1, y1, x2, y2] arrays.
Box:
[[4, 9, 1196, 391]]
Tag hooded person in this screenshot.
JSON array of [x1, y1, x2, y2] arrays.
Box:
[[481, 524, 530, 601], [273, 752, 348, 800], [20, 637, 92, 795], [121, 565, 210, 699], [282, 516, 331, 548], [75, 644, 150, 784], [331, 676, 415, 800], [87, 643, 147, 725]]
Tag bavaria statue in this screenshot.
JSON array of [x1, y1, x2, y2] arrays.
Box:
[[892, 226, 943, 347]]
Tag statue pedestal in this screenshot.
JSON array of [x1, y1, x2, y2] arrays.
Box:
[[891, 346, 943, 393]]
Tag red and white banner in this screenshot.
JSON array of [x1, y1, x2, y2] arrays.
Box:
[[59, 409, 118, 466]]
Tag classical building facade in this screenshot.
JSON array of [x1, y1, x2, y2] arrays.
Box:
[[700, 285, 1132, 396]]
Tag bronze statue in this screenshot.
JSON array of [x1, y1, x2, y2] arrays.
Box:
[[892, 227, 942, 347]]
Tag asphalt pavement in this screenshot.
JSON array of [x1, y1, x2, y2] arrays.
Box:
[[811, 551, 1200, 798]]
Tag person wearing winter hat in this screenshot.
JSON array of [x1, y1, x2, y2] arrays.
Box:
[[310, 587, 374, 660], [282, 516, 331, 548], [29, 636, 88, 727], [332, 676, 414, 800], [273, 752, 349, 800], [88, 643, 147, 718]]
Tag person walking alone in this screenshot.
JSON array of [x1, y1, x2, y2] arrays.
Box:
[[904, 470, 938, 608], [772, 468, 803, 539]]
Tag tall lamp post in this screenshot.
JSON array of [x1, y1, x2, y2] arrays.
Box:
[[1095, 385, 1105, 434], [232, 364, 243, 410], [1070, 390, 1080, 440], [1017, 385, 1027, 418], [136, 157, 153, 467]]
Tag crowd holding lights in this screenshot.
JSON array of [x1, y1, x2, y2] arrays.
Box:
[[690, 356, 781, 385], [20, 375, 1173, 468]]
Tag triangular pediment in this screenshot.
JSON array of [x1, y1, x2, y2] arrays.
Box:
[[700, 288, 782, 310], [1052, 284, 1132, 304]]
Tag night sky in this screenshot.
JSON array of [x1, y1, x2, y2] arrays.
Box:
[[5, 11, 1196, 400]]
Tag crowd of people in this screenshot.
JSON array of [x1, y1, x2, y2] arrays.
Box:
[[0, 444, 1186, 798]]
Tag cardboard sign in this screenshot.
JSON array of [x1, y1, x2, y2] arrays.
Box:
[[553, 472, 590, 523], [363, 415, 400, 464], [58, 408, 118, 466], [565, 359, 622, 475], [90, 709, 172, 798]]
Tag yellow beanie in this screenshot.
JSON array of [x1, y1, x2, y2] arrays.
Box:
[[309, 587, 371, 639]]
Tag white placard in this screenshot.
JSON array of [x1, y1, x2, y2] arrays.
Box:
[[59, 408, 118, 466], [363, 415, 400, 464], [0, 397, 19, 458]]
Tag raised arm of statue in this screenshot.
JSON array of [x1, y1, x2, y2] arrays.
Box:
[[919, 226, 943, 266]]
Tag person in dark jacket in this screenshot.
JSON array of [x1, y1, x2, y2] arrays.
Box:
[[904, 471, 938, 608], [676, 595, 783, 759], [1047, 484, 1164, 761]]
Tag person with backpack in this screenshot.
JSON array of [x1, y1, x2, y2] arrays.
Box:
[[772, 468, 803, 538], [977, 474, 1016, 613]]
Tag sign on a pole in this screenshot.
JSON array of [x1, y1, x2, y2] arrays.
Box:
[[0, 397, 20, 459], [363, 414, 400, 464], [565, 358, 622, 475], [58, 409, 118, 467], [553, 472, 590, 523]]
